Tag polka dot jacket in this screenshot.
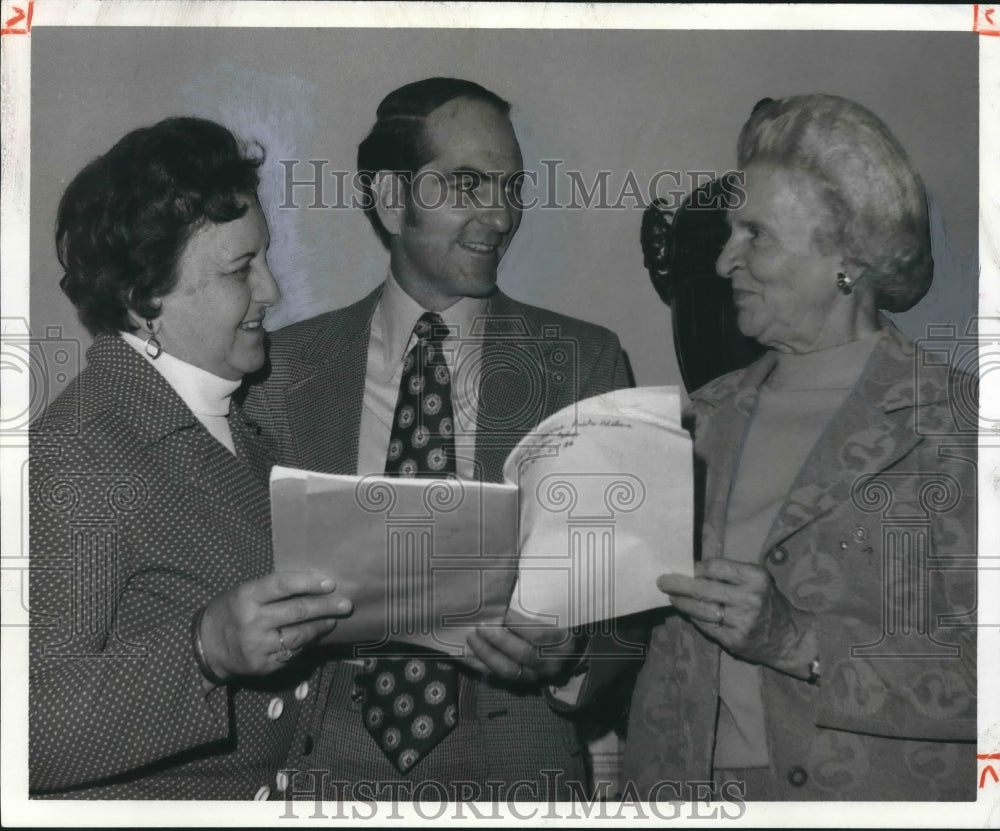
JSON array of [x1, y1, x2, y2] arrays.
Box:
[[29, 335, 320, 799]]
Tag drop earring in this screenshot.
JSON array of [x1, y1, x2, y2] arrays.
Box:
[[144, 319, 162, 359], [836, 273, 853, 295]]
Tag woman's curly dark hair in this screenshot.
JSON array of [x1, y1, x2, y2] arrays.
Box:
[[56, 116, 264, 335]]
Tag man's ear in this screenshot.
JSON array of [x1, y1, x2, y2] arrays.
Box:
[[373, 172, 406, 237]]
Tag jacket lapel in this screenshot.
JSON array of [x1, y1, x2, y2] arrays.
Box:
[[230, 401, 278, 484], [284, 288, 380, 475], [87, 336, 272, 531], [474, 292, 547, 484], [762, 324, 926, 551], [185, 429, 272, 532], [699, 353, 776, 561]]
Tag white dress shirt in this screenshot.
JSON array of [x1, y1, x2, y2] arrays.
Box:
[[121, 331, 241, 455], [356, 274, 488, 480]]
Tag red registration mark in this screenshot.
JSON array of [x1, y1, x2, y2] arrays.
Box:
[[1, 0, 33, 35], [979, 753, 1000, 789], [974, 4, 1000, 35]]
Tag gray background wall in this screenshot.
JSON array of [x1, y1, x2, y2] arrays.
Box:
[[30, 28, 978, 392]]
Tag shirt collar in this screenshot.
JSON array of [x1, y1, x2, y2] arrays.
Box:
[[377, 271, 489, 367], [120, 330, 241, 417]]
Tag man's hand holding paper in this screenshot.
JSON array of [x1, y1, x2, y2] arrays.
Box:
[[466, 612, 583, 684]]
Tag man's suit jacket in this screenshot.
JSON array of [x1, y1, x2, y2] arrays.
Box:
[[624, 322, 977, 800], [29, 336, 320, 799], [244, 286, 630, 798]]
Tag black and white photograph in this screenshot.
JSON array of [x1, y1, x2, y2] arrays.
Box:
[[1, 2, 996, 826]]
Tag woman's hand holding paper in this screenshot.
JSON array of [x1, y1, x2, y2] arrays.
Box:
[[199, 570, 354, 681], [657, 559, 816, 680]]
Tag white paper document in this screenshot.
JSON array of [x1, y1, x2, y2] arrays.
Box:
[[270, 386, 694, 654], [505, 386, 695, 629], [270, 471, 519, 655]]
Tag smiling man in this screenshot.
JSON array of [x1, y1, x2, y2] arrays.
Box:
[[245, 77, 630, 802]]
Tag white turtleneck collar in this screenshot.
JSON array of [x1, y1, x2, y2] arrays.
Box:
[[120, 331, 241, 454]]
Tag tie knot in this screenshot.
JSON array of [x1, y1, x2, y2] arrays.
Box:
[[413, 312, 448, 344]]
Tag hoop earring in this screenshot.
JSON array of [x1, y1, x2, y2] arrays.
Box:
[[144, 319, 162, 359], [836, 273, 853, 295]]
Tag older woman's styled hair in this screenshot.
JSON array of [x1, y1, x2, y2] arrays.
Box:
[[57, 116, 264, 335], [357, 77, 511, 247], [737, 94, 932, 312]]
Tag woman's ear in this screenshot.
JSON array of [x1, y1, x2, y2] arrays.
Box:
[[124, 308, 148, 333], [373, 172, 406, 237], [124, 292, 160, 334], [835, 258, 867, 297]]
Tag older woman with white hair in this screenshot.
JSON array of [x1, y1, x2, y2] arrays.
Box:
[[624, 94, 976, 801]]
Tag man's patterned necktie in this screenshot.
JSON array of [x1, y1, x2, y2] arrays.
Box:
[[356, 311, 460, 773]]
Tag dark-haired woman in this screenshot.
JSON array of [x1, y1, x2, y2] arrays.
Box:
[[29, 117, 352, 799]]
